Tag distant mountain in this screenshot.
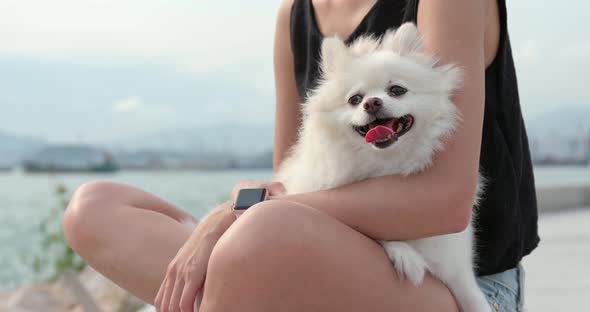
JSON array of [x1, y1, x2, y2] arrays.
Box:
[[0, 130, 46, 166], [524, 105, 590, 161], [0, 130, 45, 150], [2, 106, 587, 170], [110, 124, 274, 156], [525, 105, 590, 136]]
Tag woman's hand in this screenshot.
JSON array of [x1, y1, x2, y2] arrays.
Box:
[[154, 200, 234, 312], [155, 180, 285, 312]]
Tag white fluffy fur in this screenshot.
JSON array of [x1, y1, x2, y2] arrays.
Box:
[[275, 23, 489, 312]]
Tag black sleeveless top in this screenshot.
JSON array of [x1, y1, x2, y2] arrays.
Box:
[[289, 0, 539, 276]]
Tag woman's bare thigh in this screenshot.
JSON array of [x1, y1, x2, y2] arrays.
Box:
[[64, 181, 196, 303], [200, 200, 458, 312]]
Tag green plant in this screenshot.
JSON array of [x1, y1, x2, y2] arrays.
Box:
[[32, 183, 86, 281]]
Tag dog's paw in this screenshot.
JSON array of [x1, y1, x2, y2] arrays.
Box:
[[381, 241, 428, 286]]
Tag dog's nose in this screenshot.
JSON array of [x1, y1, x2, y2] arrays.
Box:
[[363, 97, 382, 114]]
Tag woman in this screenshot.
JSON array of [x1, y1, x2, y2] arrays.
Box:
[[63, 0, 539, 311]]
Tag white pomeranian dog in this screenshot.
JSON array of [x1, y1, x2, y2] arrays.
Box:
[[274, 23, 489, 312]]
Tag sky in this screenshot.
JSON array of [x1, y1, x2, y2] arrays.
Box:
[[0, 0, 588, 143]]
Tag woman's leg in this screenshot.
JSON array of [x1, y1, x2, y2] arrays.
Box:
[[200, 199, 459, 312], [63, 181, 197, 303], [64, 182, 458, 311]]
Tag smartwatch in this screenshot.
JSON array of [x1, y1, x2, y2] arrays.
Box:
[[232, 188, 268, 218]]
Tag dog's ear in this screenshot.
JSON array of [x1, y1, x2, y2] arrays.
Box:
[[380, 23, 424, 56], [320, 36, 351, 76]]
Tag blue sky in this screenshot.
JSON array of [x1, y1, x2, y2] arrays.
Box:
[[0, 0, 588, 143]]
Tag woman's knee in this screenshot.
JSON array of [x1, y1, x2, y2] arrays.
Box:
[[63, 180, 121, 251], [207, 200, 319, 282], [202, 200, 327, 310]]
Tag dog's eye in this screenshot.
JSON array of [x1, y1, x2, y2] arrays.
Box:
[[348, 94, 363, 106], [388, 85, 407, 97]]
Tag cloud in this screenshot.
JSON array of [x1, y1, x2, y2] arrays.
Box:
[[506, 0, 590, 118], [0, 0, 589, 143], [513, 40, 541, 66], [0, 0, 280, 73], [113, 96, 143, 113], [558, 43, 590, 60]]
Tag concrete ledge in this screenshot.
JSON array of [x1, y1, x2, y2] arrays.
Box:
[[537, 184, 590, 213]]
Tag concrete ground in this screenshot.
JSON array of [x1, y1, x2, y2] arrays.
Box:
[[522, 208, 590, 311]]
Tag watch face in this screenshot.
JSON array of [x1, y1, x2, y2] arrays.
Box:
[[234, 188, 267, 210]]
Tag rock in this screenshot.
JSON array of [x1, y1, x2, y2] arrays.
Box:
[[0, 267, 147, 312], [0, 283, 71, 312]]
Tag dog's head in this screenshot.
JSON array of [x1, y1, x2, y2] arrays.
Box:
[[304, 23, 461, 158]]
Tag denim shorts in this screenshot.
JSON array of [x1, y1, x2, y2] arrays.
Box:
[[476, 264, 525, 312]]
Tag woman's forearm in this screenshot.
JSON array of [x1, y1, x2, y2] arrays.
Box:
[[198, 201, 236, 238], [271, 161, 477, 241]]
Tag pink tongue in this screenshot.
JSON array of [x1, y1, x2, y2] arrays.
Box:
[[365, 125, 394, 143]]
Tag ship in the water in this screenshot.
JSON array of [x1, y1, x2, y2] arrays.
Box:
[[23, 145, 119, 173]]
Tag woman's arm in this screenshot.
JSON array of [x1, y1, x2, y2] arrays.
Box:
[[273, 0, 302, 172], [272, 0, 487, 241]]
